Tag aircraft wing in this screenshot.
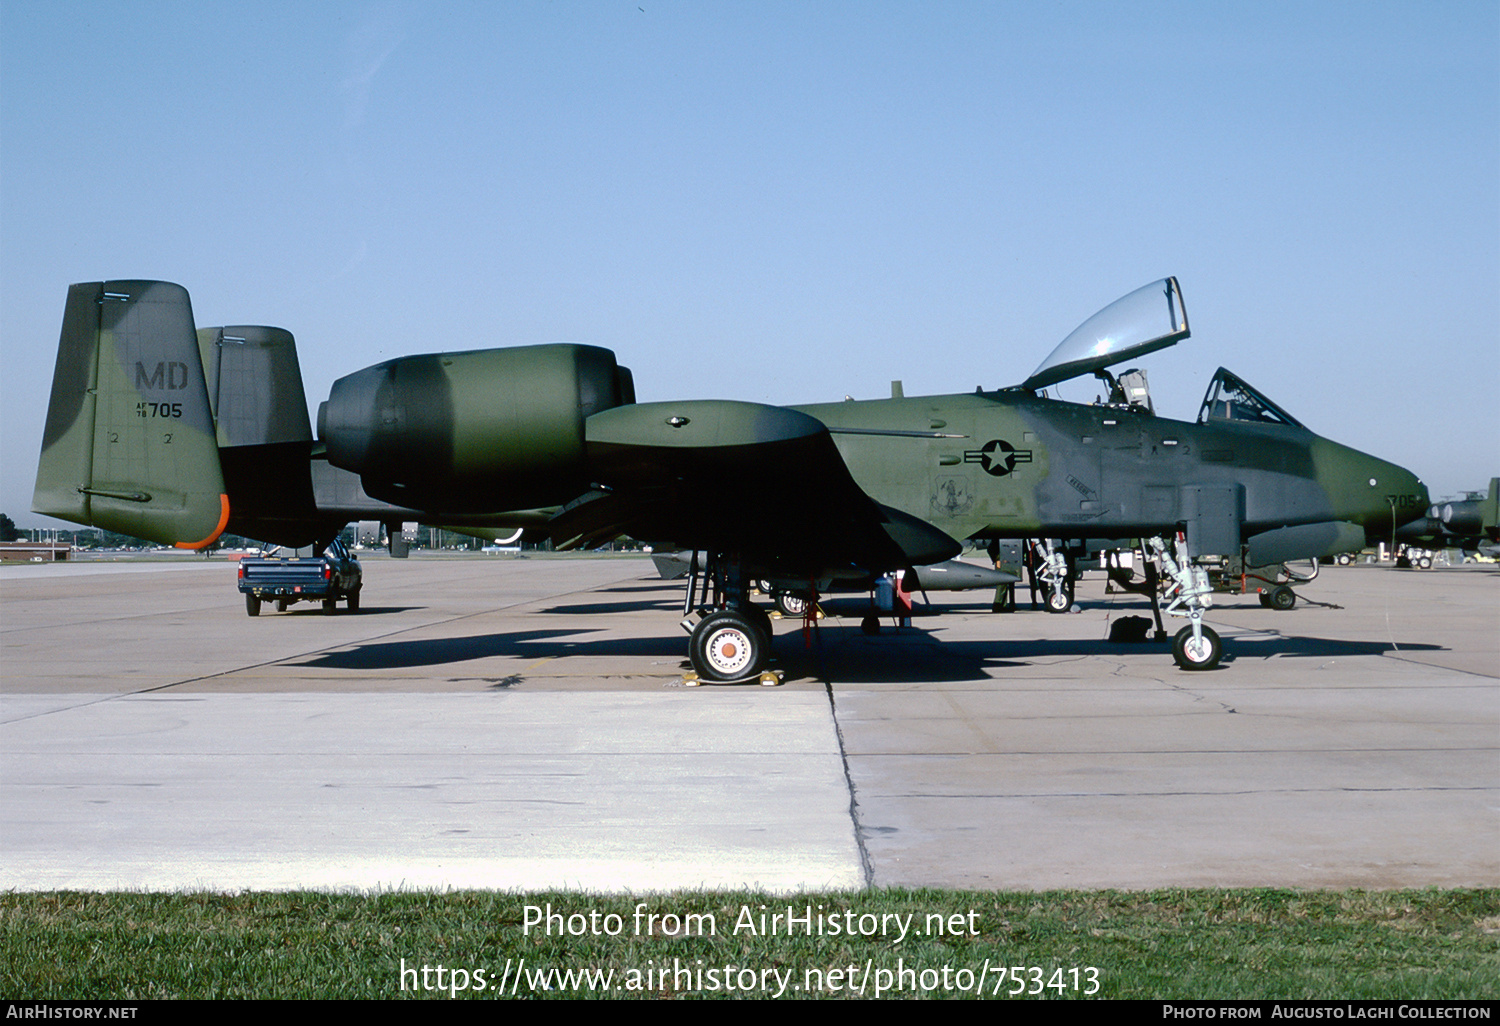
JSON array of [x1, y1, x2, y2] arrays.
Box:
[[551, 400, 962, 578]]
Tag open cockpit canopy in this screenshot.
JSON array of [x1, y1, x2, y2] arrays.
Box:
[[1020, 277, 1189, 392], [1196, 367, 1304, 428]]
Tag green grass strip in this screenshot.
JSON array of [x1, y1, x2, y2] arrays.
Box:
[[3, 888, 1496, 1000]]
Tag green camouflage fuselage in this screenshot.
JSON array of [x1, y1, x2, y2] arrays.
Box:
[[797, 390, 1426, 550]]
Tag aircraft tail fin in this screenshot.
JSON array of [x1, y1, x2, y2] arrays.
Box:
[[32, 281, 229, 548], [196, 325, 332, 547]]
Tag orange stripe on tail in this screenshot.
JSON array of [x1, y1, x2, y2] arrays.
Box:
[[175, 494, 230, 550]]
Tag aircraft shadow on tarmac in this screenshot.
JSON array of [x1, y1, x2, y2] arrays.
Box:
[[292, 629, 684, 670], [539, 599, 683, 615], [270, 606, 420, 616], [593, 582, 683, 594], [770, 628, 1447, 684], [287, 619, 1444, 682]]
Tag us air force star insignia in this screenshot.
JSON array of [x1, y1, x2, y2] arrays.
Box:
[[965, 439, 1033, 477]]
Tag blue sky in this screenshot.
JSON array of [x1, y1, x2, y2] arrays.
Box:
[[2, 1, 1496, 527]]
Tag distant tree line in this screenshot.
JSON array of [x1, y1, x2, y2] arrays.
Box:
[[0, 514, 642, 553]]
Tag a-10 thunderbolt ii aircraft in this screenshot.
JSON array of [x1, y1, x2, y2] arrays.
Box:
[[33, 277, 1428, 679], [1392, 480, 1500, 565]]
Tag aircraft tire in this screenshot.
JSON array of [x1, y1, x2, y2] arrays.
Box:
[[744, 604, 773, 646], [774, 591, 808, 618], [1044, 584, 1072, 613], [690, 611, 766, 682], [347, 587, 361, 613], [1172, 624, 1222, 671], [1418, 555, 1433, 570], [245, 594, 261, 617], [1268, 585, 1296, 611]]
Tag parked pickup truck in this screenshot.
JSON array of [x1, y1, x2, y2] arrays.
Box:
[[238, 539, 362, 616]]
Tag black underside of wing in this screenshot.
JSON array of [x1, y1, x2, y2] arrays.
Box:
[[551, 428, 959, 579]]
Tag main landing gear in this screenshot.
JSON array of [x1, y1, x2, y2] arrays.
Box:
[[677, 552, 782, 685], [1145, 534, 1222, 671]]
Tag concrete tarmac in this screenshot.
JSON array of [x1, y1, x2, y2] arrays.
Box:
[[2, 552, 1495, 892]]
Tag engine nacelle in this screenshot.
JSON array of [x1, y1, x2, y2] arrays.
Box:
[[319, 343, 630, 512]]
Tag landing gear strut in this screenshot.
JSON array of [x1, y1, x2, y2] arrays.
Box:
[[679, 551, 779, 683], [1145, 534, 1222, 671], [1030, 539, 1074, 613]]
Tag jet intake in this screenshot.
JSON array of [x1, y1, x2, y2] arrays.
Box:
[[319, 344, 629, 513]]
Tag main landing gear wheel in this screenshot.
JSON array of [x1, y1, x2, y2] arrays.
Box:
[[744, 604, 773, 646], [690, 611, 768, 682], [774, 591, 808, 618], [1172, 624, 1222, 671], [1268, 585, 1296, 611], [245, 594, 261, 617]]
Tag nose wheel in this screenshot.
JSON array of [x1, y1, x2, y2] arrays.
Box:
[[1172, 623, 1222, 670], [1145, 534, 1224, 671]]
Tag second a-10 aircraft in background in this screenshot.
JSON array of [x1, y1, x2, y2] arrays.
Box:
[[34, 277, 1428, 679], [1391, 480, 1500, 567]]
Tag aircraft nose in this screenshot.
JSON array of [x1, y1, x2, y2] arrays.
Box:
[[1315, 439, 1426, 541], [1366, 457, 1427, 539]]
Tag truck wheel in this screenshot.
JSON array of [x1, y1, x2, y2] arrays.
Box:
[[323, 597, 337, 615], [347, 588, 360, 613], [245, 594, 261, 617]]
